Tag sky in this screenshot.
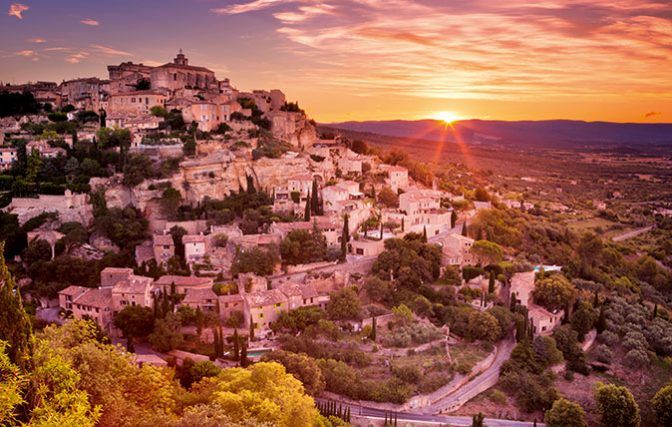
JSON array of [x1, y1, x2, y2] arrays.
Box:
[[1, 0, 671, 123]]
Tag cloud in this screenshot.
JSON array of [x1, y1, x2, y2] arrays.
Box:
[[66, 51, 90, 64], [14, 49, 39, 61], [644, 111, 661, 118], [8, 3, 29, 19], [90, 44, 132, 56], [26, 37, 46, 43], [225, 0, 672, 102], [80, 18, 100, 26], [211, 0, 295, 15]]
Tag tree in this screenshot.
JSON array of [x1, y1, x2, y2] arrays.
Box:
[[340, 214, 350, 263], [311, 180, 319, 214], [378, 186, 399, 208], [261, 350, 326, 395], [232, 329, 240, 361], [326, 288, 362, 321], [113, 305, 154, 351], [532, 336, 564, 367], [488, 271, 496, 294], [651, 384, 672, 427], [231, 247, 279, 277], [0, 242, 33, 371], [304, 191, 311, 221], [148, 312, 184, 352], [160, 187, 183, 220], [470, 240, 504, 265], [451, 211, 458, 228], [462, 222, 468, 236], [534, 274, 576, 311], [371, 316, 377, 341], [240, 341, 249, 367], [594, 383, 640, 427], [472, 412, 485, 427], [467, 310, 501, 342], [280, 224, 327, 266], [570, 300, 597, 342], [544, 398, 588, 427]]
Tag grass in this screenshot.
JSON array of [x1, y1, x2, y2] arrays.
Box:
[[449, 342, 492, 374]]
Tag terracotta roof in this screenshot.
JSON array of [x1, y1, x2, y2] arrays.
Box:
[[300, 282, 319, 299], [182, 287, 218, 304], [113, 275, 153, 294], [511, 271, 535, 289], [278, 282, 303, 298], [101, 267, 134, 275], [244, 289, 287, 307], [153, 234, 174, 246], [218, 293, 244, 303], [76, 287, 112, 308], [59, 285, 90, 297], [154, 275, 213, 287], [156, 62, 213, 73]]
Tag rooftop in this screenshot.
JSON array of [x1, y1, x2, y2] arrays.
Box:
[[154, 275, 214, 287], [153, 234, 174, 246], [244, 289, 287, 307], [76, 287, 112, 308]]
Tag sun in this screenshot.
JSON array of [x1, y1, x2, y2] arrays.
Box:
[[431, 111, 463, 124]]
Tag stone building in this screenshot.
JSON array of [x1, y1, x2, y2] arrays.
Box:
[[107, 91, 168, 116], [107, 62, 154, 94], [150, 50, 218, 94]]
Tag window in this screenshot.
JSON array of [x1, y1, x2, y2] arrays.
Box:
[[131, 98, 136, 103], [259, 313, 264, 318]]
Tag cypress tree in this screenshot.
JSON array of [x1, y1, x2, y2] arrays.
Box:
[[394, 412, 398, 426], [304, 191, 311, 221], [249, 316, 255, 341], [338, 404, 342, 419], [346, 406, 351, 422], [593, 290, 599, 307], [422, 226, 428, 243], [311, 179, 319, 214], [653, 303, 658, 320], [488, 271, 495, 294], [240, 341, 249, 367], [340, 214, 349, 262], [371, 316, 377, 341], [0, 242, 33, 371], [401, 217, 405, 232], [170, 282, 177, 311], [212, 328, 220, 359], [380, 220, 384, 241], [461, 222, 468, 236], [451, 210, 457, 228], [477, 227, 485, 241], [218, 325, 224, 357], [232, 329, 240, 360]]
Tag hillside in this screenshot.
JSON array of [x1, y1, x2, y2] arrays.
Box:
[[324, 119, 672, 150]]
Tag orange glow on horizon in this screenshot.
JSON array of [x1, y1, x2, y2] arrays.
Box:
[[430, 111, 464, 124]]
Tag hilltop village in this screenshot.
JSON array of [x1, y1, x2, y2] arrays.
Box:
[[1, 51, 672, 427]]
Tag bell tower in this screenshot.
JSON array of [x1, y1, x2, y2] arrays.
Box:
[[174, 49, 188, 66]]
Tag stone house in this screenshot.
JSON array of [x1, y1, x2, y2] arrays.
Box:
[[183, 234, 207, 264], [154, 275, 213, 294], [152, 234, 175, 265], [59, 287, 114, 331], [111, 275, 154, 313], [380, 164, 409, 192], [349, 238, 385, 257], [510, 271, 565, 336], [26, 140, 67, 159], [243, 289, 288, 334], [437, 233, 476, 266], [107, 91, 168, 116]]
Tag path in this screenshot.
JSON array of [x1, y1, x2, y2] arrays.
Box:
[[612, 226, 653, 242], [426, 339, 516, 414]]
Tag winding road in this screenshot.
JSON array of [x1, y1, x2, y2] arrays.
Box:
[[316, 398, 543, 427]]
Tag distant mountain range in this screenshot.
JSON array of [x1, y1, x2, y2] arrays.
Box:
[[323, 119, 672, 149]]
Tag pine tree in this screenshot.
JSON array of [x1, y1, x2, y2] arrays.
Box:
[[304, 191, 311, 221], [451, 210, 457, 228], [472, 412, 485, 427], [422, 226, 428, 243], [0, 242, 33, 371], [488, 271, 495, 294], [461, 222, 468, 236]]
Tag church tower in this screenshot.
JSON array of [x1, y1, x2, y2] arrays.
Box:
[[174, 49, 188, 66]]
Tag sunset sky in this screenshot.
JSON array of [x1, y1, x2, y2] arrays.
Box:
[[1, 0, 671, 123]]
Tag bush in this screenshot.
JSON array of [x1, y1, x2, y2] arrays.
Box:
[[593, 344, 612, 364]]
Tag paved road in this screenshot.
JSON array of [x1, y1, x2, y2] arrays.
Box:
[[316, 398, 542, 427], [427, 339, 516, 414], [612, 226, 653, 242]]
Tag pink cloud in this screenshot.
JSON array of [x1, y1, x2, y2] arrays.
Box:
[[26, 37, 46, 43], [8, 3, 29, 19], [80, 18, 100, 26]]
